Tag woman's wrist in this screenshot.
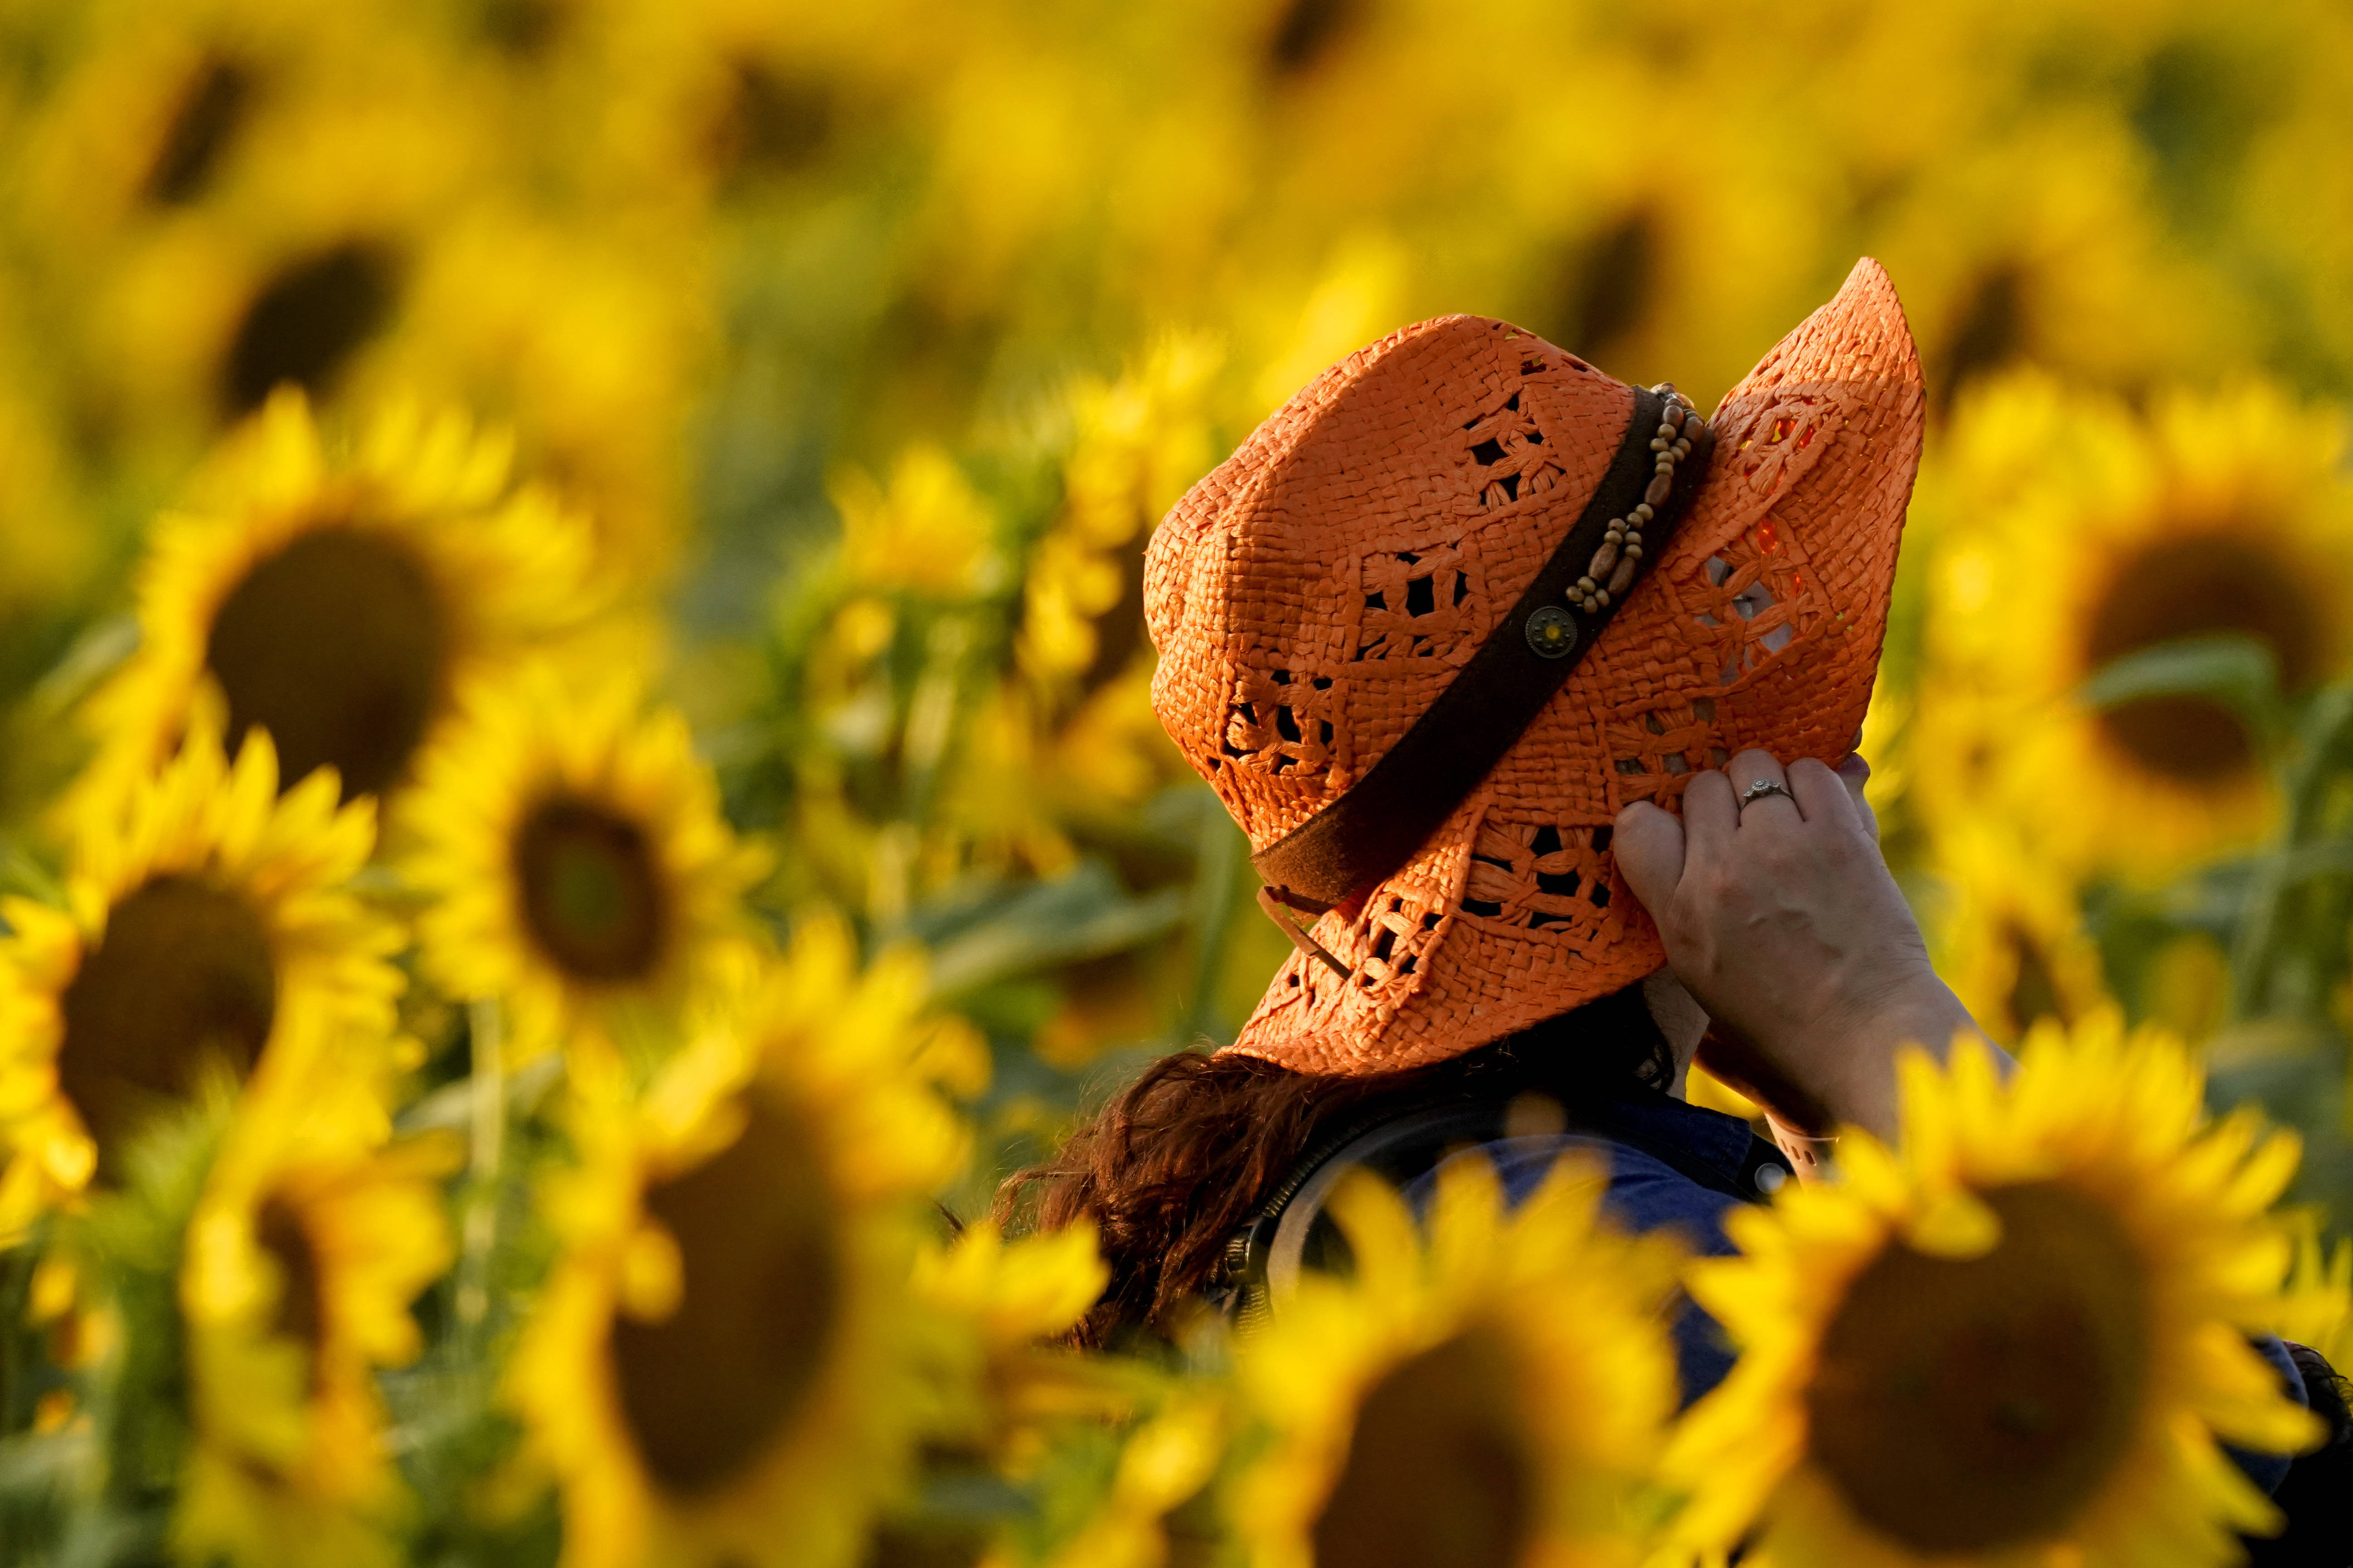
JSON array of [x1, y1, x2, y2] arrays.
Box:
[[1802, 977, 1999, 1142]]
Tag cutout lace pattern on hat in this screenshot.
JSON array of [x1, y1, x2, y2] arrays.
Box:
[[1457, 818, 1620, 941], [1263, 884, 1452, 1018], [1460, 387, 1568, 512], [1353, 542, 1482, 663], [1605, 697, 1733, 808], [1219, 663, 1339, 781], [1680, 517, 1824, 686]]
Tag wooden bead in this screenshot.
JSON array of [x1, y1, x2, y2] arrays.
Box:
[[1625, 542, 1643, 560], [1645, 474, 1673, 506], [1607, 555, 1638, 595], [1577, 575, 1597, 594], [1633, 502, 1654, 523], [1588, 541, 1619, 578]]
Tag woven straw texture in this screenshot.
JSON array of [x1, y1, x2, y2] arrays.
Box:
[[1145, 257, 1925, 1076]]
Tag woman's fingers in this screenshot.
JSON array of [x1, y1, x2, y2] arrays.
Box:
[[1680, 767, 1738, 859], [1835, 751, 1880, 840], [1611, 799, 1687, 910], [1788, 755, 1857, 830], [1727, 748, 1800, 825]]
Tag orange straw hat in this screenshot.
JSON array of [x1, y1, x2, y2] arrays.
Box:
[[1145, 258, 1924, 1076]]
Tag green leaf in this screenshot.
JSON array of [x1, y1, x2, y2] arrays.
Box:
[[913, 860, 1188, 997], [2077, 634, 2283, 738]]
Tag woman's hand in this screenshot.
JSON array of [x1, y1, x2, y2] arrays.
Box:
[[1612, 750, 2002, 1143]]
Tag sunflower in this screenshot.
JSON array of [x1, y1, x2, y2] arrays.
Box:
[[174, 1117, 458, 1568], [1926, 818, 2110, 1046], [0, 728, 403, 1235], [866, 1219, 1132, 1568], [68, 390, 600, 830], [912, 1215, 1132, 1487], [1916, 373, 2353, 878], [401, 668, 767, 1069], [1033, 1394, 1229, 1568], [363, 201, 702, 581], [2275, 1213, 2353, 1371], [507, 916, 988, 1568], [1230, 1154, 1683, 1568], [1664, 1011, 2323, 1568], [14, 0, 485, 473]]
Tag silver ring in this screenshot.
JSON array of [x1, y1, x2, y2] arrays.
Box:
[[1738, 778, 1793, 809]]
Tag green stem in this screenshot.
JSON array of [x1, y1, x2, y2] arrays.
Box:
[[455, 997, 505, 1334], [1181, 799, 1246, 1046], [2232, 684, 2353, 1020]]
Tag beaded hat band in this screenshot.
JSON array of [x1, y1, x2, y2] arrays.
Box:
[[1145, 259, 1925, 1077]]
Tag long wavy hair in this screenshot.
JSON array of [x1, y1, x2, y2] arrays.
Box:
[[995, 982, 1674, 1348]]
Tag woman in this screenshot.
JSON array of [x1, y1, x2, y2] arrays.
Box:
[[1001, 264, 2348, 1537], [1010, 260, 1955, 1360]]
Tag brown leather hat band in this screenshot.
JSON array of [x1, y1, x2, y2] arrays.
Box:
[[1252, 384, 1717, 916]]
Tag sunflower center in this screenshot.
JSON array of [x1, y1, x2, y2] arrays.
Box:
[[254, 1194, 324, 1381], [609, 1091, 838, 1497], [2084, 531, 2323, 784], [1309, 1326, 1535, 1568], [513, 795, 669, 983], [57, 876, 276, 1161], [1807, 1181, 2150, 1553], [223, 242, 397, 416], [204, 523, 450, 803]]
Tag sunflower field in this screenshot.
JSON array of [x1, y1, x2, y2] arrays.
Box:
[[5, 1, 2353, 1564]]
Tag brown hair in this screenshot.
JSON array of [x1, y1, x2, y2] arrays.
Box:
[[996, 983, 1673, 1349]]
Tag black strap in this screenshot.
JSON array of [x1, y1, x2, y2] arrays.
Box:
[[1254, 385, 1715, 914]]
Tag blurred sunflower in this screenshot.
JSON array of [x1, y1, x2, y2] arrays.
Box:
[[70, 391, 599, 827], [1665, 1014, 2321, 1567], [0, 729, 400, 1233], [912, 1217, 1114, 1459], [1920, 375, 2353, 877], [175, 1123, 457, 1568], [403, 669, 766, 1069], [1231, 1155, 1683, 1568], [14, 0, 480, 471], [371, 204, 702, 580], [2276, 1215, 2353, 1371], [1036, 1394, 1228, 1568], [1928, 819, 2110, 1045], [508, 917, 986, 1568], [869, 1219, 1130, 1568]]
